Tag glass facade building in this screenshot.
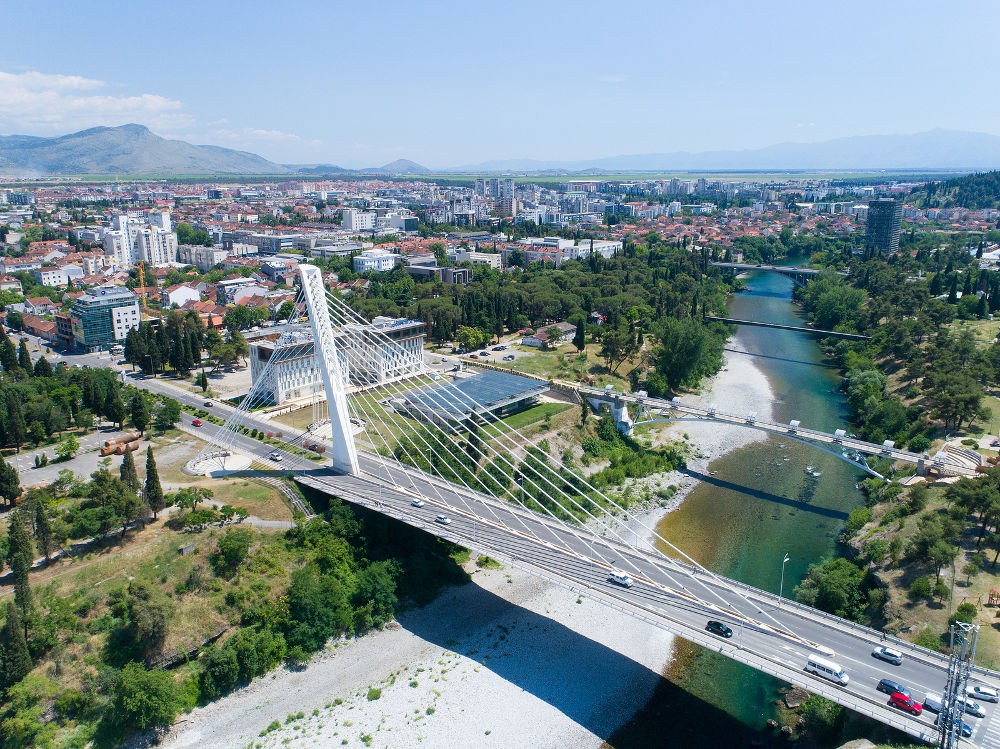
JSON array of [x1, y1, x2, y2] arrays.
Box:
[[865, 198, 903, 254], [70, 286, 140, 351]]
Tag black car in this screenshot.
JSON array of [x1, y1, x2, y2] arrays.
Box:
[[876, 679, 909, 698], [706, 620, 733, 638]]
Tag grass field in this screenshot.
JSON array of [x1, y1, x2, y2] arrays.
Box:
[[482, 402, 572, 437], [504, 343, 634, 390]]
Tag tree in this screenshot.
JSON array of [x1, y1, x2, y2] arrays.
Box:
[[0, 334, 16, 371], [580, 399, 589, 427], [110, 662, 179, 732], [17, 339, 31, 370], [5, 393, 25, 450], [27, 420, 45, 446], [0, 602, 31, 689], [456, 325, 487, 351], [4, 311, 23, 333], [793, 557, 867, 623], [7, 510, 33, 617], [130, 393, 149, 435], [55, 433, 80, 460], [153, 399, 180, 432], [120, 448, 139, 492], [213, 528, 254, 575], [104, 386, 127, 428], [276, 299, 296, 321], [123, 581, 171, 652], [0, 456, 21, 506], [223, 305, 252, 331], [964, 561, 980, 586], [145, 446, 164, 519], [34, 500, 53, 564], [573, 319, 585, 352], [32, 356, 52, 378], [544, 325, 563, 349]]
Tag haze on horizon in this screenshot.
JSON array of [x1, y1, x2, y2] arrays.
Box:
[[0, 0, 996, 169]]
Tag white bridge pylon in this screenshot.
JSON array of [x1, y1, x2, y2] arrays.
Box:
[[299, 264, 360, 475]]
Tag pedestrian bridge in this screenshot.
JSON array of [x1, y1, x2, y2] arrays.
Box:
[[710, 262, 848, 286], [193, 264, 993, 748]]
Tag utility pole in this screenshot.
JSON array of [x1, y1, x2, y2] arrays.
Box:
[[938, 622, 978, 749], [779, 553, 790, 599]]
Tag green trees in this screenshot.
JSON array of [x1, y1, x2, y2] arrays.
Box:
[[145, 447, 165, 519], [654, 317, 725, 391], [34, 500, 54, 564], [456, 325, 487, 351], [120, 448, 139, 493], [17, 339, 31, 370], [109, 662, 179, 732], [0, 602, 32, 688], [0, 456, 21, 507], [793, 557, 868, 623], [573, 319, 585, 351], [154, 398, 180, 432], [103, 386, 126, 429], [213, 528, 254, 576], [55, 434, 80, 460], [32, 356, 52, 378], [223, 305, 253, 332], [130, 393, 149, 435], [7, 510, 33, 616]]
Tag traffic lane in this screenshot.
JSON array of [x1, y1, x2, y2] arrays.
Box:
[[312, 471, 934, 741]]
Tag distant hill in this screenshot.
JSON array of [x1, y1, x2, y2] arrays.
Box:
[[0, 124, 290, 176], [367, 159, 431, 175], [906, 170, 1000, 210], [449, 130, 1000, 172]]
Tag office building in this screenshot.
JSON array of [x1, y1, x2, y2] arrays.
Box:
[[353, 248, 400, 273], [70, 285, 141, 351], [342, 208, 377, 231], [865, 197, 903, 254]]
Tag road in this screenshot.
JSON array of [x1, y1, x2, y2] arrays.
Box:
[[79, 354, 999, 745]]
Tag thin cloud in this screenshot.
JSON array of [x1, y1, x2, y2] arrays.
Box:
[[213, 127, 323, 148], [0, 70, 192, 132], [596, 74, 629, 83]]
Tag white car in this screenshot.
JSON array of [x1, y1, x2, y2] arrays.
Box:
[[411, 498, 425, 508], [967, 685, 1000, 703], [955, 699, 987, 718], [871, 646, 903, 665], [608, 571, 634, 588], [268, 451, 283, 462], [435, 515, 451, 525]]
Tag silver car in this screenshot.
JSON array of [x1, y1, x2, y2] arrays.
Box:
[[871, 646, 903, 665], [967, 685, 1000, 703], [955, 699, 986, 718], [435, 515, 451, 525]]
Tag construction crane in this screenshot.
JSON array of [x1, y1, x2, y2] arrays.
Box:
[[137, 262, 147, 310]]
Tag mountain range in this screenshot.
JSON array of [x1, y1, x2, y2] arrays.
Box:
[[3, 125, 1000, 176]]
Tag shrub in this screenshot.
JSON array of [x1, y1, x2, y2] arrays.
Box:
[[199, 647, 239, 700], [913, 627, 945, 652], [843, 506, 872, 537], [908, 576, 932, 601], [908, 434, 931, 453], [864, 539, 888, 564], [933, 582, 950, 600], [949, 602, 978, 625], [801, 695, 844, 742], [366, 687, 381, 701]]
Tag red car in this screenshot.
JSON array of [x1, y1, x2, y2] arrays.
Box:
[[889, 692, 922, 715], [468, 354, 479, 359], [192, 419, 203, 427]]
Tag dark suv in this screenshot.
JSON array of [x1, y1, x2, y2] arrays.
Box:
[[876, 679, 908, 698], [706, 620, 733, 638]]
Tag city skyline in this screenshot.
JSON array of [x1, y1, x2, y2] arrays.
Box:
[[1, 0, 998, 167]]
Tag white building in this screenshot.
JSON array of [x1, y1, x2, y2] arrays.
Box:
[[342, 208, 377, 232], [33, 267, 69, 287], [353, 248, 400, 273], [249, 317, 426, 405], [448, 249, 502, 269], [103, 211, 178, 267]]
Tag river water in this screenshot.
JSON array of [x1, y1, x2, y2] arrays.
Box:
[[650, 268, 868, 743]]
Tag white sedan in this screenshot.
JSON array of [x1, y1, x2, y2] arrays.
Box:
[[871, 646, 903, 665], [967, 684, 1000, 703]]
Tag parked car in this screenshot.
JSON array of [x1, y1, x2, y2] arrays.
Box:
[[871, 646, 903, 665], [191, 419, 203, 427], [889, 692, 922, 715], [923, 692, 945, 713], [705, 620, 733, 638], [967, 684, 1000, 703], [203, 400, 214, 407], [492, 345, 506, 351], [478, 351, 489, 356], [435, 514, 451, 525], [502, 354, 515, 361], [468, 354, 479, 359], [268, 451, 282, 462], [411, 498, 425, 508], [934, 715, 973, 738], [876, 679, 908, 698]]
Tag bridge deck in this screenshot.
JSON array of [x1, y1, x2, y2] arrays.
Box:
[[704, 315, 872, 340], [295, 458, 995, 747]]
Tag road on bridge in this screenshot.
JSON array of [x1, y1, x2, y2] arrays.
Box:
[[127, 372, 996, 746]]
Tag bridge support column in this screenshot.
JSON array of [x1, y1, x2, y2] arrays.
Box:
[[298, 264, 360, 476]]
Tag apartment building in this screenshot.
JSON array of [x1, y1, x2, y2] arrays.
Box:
[[353, 248, 400, 273], [69, 285, 141, 351]]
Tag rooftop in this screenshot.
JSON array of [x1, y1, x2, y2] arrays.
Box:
[[401, 370, 546, 419]]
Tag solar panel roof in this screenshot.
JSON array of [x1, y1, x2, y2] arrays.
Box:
[[404, 370, 547, 416]]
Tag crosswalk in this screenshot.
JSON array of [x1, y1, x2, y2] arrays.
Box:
[[978, 705, 1000, 747]]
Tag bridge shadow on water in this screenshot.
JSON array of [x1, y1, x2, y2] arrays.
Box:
[[681, 468, 849, 521], [723, 346, 838, 370], [397, 577, 755, 747]]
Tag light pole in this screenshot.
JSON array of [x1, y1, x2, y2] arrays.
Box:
[[779, 553, 790, 600]]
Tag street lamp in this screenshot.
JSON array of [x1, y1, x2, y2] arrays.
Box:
[[779, 553, 790, 600]]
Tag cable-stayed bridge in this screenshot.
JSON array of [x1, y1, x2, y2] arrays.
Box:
[[191, 264, 996, 747]]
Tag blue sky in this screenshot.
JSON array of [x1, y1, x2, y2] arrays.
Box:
[[0, 0, 996, 168]]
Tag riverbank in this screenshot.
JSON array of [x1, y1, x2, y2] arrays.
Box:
[[625, 339, 777, 539], [161, 339, 777, 749]]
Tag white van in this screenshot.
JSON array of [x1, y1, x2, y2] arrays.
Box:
[[608, 571, 634, 588], [805, 655, 849, 686], [923, 692, 944, 714]]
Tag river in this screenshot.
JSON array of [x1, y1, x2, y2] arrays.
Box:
[[609, 265, 868, 747]]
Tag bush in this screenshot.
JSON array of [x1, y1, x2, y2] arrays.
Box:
[[914, 627, 945, 652], [908, 434, 932, 453], [110, 662, 179, 732], [366, 687, 381, 701], [200, 646, 239, 701], [950, 602, 978, 625], [864, 539, 889, 564], [843, 506, 872, 537], [908, 576, 932, 601], [212, 528, 254, 575], [933, 582, 950, 600], [801, 695, 844, 742]]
